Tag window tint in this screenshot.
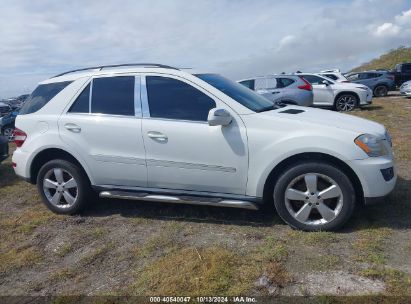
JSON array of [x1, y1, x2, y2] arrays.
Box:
[[91, 76, 134, 116], [196, 74, 275, 112], [302, 75, 325, 85], [277, 78, 295, 88], [19, 81, 72, 115], [403, 64, 411, 72], [69, 83, 90, 113], [323, 74, 338, 80], [239, 80, 255, 90], [146, 76, 216, 121]]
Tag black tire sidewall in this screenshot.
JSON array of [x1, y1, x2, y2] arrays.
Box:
[[273, 162, 355, 231], [374, 85, 387, 97], [335, 94, 357, 111], [36, 159, 89, 214]]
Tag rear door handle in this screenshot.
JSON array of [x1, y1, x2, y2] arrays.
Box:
[[147, 131, 168, 141], [64, 123, 81, 133]]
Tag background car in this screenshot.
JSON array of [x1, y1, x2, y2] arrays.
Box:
[[0, 102, 11, 117], [318, 70, 349, 82], [238, 75, 313, 107], [345, 70, 395, 97], [0, 135, 8, 164], [391, 62, 411, 87], [0, 110, 19, 141], [298, 73, 372, 111], [400, 80, 411, 97]]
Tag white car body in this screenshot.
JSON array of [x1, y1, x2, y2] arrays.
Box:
[[318, 71, 348, 83], [12, 64, 396, 230], [400, 80, 411, 96], [299, 74, 373, 108]]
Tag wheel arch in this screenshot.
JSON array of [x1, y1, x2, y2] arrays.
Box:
[[29, 148, 91, 185], [262, 152, 364, 206]]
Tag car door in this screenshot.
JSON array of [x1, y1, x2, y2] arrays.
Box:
[[303, 75, 334, 106], [255, 77, 282, 103], [58, 75, 147, 187], [141, 74, 248, 195]]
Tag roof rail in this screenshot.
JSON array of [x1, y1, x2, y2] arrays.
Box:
[[51, 63, 179, 78]]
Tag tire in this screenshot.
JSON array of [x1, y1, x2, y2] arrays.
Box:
[[334, 94, 357, 112], [373, 85, 388, 97], [1, 125, 14, 142], [273, 161, 355, 231], [36, 159, 90, 214]]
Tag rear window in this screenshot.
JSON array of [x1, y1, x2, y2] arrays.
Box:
[[19, 81, 72, 115]]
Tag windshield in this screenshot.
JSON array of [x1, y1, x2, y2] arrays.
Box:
[[195, 74, 276, 112]]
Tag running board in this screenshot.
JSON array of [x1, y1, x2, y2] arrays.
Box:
[[99, 190, 259, 210]]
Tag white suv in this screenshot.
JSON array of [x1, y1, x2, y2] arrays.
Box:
[[12, 64, 396, 231], [300, 73, 373, 111]]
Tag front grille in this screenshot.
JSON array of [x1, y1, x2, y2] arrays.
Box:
[[380, 167, 394, 181]]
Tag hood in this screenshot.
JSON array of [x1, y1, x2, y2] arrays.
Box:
[[252, 106, 386, 136]]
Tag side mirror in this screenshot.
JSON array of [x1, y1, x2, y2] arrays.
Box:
[[207, 108, 232, 126], [322, 80, 330, 86]]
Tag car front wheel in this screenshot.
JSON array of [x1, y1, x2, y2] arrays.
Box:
[[273, 162, 355, 231], [335, 94, 357, 112], [37, 159, 90, 214]]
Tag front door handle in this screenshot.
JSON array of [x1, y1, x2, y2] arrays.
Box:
[[64, 123, 81, 133], [147, 131, 168, 141]]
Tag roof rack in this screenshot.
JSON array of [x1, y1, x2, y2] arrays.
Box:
[[51, 63, 179, 78]]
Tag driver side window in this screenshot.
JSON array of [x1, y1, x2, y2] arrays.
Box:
[[146, 76, 216, 122]]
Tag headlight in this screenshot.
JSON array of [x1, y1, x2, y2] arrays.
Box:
[[354, 134, 388, 157]]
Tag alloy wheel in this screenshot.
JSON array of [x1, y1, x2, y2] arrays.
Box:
[[284, 173, 343, 226], [43, 168, 78, 209], [336, 95, 356, 111], [374, 86, 387, 97], [3, 127, 14, 142]]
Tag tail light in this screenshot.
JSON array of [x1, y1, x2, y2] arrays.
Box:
[[298, 76, 313, 91], [13, 128, 27, 147]]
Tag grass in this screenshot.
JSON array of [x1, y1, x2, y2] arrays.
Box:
[[354, 228, 392, 265], [351, 46, 411, 72], [0, 246, 42, 274]]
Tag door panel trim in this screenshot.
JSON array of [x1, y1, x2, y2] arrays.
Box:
[[146, 158, 236, 173], [91, 154, 146, 165]]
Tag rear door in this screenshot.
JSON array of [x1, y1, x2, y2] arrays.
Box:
[[58, 75, 147, 187], [255, 77, 282, 103]]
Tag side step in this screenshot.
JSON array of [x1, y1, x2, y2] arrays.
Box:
[[99, 190, 259, 210]]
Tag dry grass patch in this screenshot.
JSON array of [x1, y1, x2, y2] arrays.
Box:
[[360, 266, 411, 295], [0, 246, 42, 274], [132, 246, 256, 295], [354, 228, 392, 265]]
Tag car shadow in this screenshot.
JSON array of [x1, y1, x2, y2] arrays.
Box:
[[82, 175, 411, 231], [0, 161, 20, 188]]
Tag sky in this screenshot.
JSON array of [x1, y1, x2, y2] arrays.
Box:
[[1, 0, 411, 98]]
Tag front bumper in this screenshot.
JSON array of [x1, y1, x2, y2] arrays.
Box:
[[400, 90, 411, 96], [347, 155, 397, 200]]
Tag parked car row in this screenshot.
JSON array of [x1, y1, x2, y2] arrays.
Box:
[[238, 72, 372, 111], [0, 94, 28, 141]]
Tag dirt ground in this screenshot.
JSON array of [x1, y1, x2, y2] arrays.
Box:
[[0, 93, 410, 299]]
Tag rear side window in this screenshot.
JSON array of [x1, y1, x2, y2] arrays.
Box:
[[91, 76, 134, 116], [146, 76, 216, 121], [69, 83, 90, 113], [323, 74, 338, 80], [277, 78, 295, 88], [19, 81, 72, 115]]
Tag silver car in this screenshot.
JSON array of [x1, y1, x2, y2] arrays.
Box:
[[400, 80, 411, 97], [238, 75, 313, 107]]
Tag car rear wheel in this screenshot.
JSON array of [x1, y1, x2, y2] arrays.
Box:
[[1, 125, 14, 142], [373, 85, 388, 97], [273, 162, 355, 231], [335, 94, 357, 112], [37, 159, 90, 214]]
